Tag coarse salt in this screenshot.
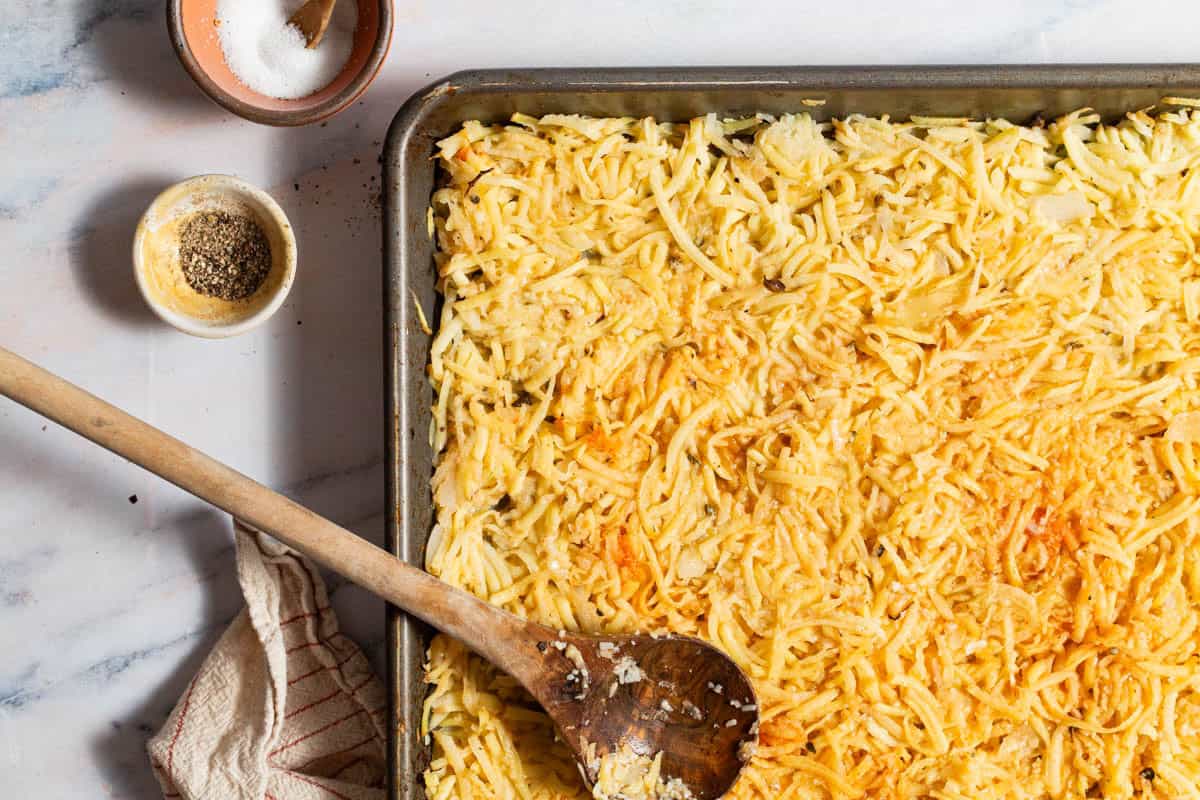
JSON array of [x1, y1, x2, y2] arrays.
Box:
[[215, 0, 357, 100]]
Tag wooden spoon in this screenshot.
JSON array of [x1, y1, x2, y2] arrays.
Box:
[[0, 346, 758, 799], [288, 0, 337, 49]]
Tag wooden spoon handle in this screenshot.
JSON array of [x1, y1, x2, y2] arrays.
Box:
[[0, 346, 532, 673]]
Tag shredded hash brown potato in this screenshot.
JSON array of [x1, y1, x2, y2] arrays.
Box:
[[423, 108, 1200, 800]]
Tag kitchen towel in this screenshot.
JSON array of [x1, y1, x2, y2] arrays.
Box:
[[147, 521, 388, 800]]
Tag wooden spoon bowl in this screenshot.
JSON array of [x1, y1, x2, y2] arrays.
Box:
[[290, 0, 339, 48], [535, 631, 759, 798]]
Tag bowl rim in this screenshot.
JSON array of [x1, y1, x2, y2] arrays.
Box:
[[132, 174, 298, 339], [166, 0, 394, 127]]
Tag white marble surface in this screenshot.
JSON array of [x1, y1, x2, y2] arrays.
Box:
[[1, 1, 1197, 796]]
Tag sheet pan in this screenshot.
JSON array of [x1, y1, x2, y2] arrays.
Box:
[[381, 64, 1200, 799]]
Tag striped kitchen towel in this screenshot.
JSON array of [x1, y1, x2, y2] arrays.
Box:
[[147, 521, 387, 800]]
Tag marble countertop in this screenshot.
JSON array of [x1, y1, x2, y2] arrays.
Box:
[[0, 1, 1195, 796]]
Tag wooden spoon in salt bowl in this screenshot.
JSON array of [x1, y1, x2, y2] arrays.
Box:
[[0, 346, 758, 800], [289, 0, 338, 48]]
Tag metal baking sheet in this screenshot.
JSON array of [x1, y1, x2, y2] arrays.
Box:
[[381, 64, 1200, 800]]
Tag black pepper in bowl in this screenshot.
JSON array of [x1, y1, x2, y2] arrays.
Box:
[[178, 211, 272, 300]]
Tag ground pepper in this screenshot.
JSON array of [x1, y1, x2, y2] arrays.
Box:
[[179, 211, 271, 300]]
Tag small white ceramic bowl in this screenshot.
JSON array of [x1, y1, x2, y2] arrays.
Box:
[[133, 174, 297, 338]]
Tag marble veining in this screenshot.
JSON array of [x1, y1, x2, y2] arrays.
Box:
[[2, 0, 1198, 796], [0, 1, 149, 98]]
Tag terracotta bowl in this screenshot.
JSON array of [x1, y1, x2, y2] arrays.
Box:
[[168, 0, 393, 126]]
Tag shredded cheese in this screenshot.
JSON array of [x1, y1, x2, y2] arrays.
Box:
[[590, 744, 695, 800], [423, 108, 1200, 800]]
